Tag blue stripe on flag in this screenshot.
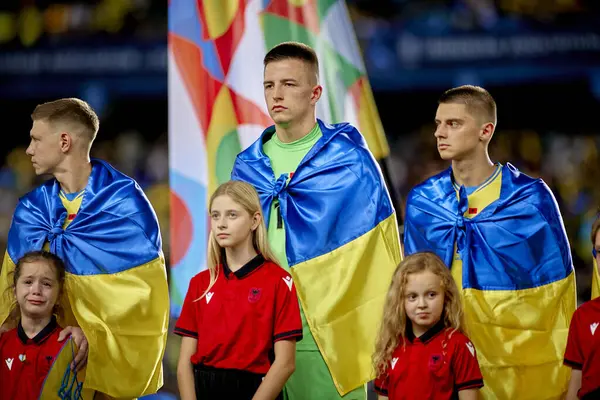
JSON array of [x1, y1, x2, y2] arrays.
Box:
[[168, 0, 225, 81], [169, 170, 207, 318]]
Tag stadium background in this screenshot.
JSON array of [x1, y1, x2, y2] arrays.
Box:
[[0, 0, 598, 397]]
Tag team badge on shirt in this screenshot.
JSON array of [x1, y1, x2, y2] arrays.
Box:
[[282, 276, 293, 291], [591, 322, 599, 335], [429, 354, 443, 370], [248, 288, 262, 303]]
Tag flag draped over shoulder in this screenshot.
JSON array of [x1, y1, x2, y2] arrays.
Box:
[[404, 163, 576, 400], [0, 159, 169, 398], [232, 120, 401, 395], [168, 0, 389, 317]]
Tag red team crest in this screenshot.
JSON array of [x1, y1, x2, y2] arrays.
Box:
[[248, 288, 262, 303], [428, 353, 444, 371]]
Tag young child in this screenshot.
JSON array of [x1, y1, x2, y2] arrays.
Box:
[[175, 180, 302, 400], [0, 251, 79, 399], [372, 252, 483, 400], [564, 217, 600, 400]]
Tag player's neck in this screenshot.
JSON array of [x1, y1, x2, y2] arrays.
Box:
[[451, 154, 495, 188], [20, 313, 52, 339], [275, 116, 317, 144], [225, 241, 258, 272], [54, 156, 92, 194]]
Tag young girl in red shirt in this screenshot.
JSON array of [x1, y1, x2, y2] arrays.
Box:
[[564, 217, 600, 400], [176, 181, 302, 400], [0, 251, 79, 400], [373, 252, 483, 400]]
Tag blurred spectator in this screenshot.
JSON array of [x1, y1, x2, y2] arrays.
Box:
[[0, 0, 164, 48]]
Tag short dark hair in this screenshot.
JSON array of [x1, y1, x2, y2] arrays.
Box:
[[32, 98, 99, 143], [264, 41, 319, 80], [439, 85, 497, 125]]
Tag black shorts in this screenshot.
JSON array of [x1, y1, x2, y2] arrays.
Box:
[[193, 364, 283, 400], [581, 387, 600, 400]]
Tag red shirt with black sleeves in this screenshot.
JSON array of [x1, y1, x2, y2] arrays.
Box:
[[174, 254, 302, 374], [0, 316, 68, 400], [564, 297, 600, 398], [374, 321, 483, 400], [579, 335, 600, 400]]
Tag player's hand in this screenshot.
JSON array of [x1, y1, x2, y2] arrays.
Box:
[[58, 326, 89, 372]]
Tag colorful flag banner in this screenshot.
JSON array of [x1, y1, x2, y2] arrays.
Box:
[[168, 0, 389, 316]]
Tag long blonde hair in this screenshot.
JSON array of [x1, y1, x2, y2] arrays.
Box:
[[372, 252, 465, 376], [199, 180, 277, 300]]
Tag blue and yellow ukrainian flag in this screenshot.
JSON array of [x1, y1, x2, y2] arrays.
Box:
[[404, 163, 576, 400], [0, 159, 169, 398], [232, 120, 402, 395], [39, 337, 86, 399]]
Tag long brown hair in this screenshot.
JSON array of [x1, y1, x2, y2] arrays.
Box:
[[4, 251, 66, 326], [199, 180, 277, 300], [372, 252, 465, 376]]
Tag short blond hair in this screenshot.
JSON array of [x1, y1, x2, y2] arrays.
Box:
[[439, 85, 497, 125], [32, 98, 99, 143]]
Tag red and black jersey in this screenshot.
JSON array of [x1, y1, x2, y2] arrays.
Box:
[[374, 320, 483, 400], [564, 297, 600, 398], [0, 316, 68, 400], [175, 254, 302, 374]]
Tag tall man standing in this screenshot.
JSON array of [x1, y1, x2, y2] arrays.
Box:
[[0, 98, 169, 399], [232, 42, 401, 399], [404, 85, 576, 399]]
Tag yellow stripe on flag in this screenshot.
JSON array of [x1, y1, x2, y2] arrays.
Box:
[[206, 85, 238, 197], [358, 77, 389, 159], [0, 252, 169, 398], [0, 251, 17, 325], [202, 0, 239, 39], [290, 213, 401, 395], [66, 255, 168, 397], [39, 338, 95, 400], [464, 272, 576, 400]]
